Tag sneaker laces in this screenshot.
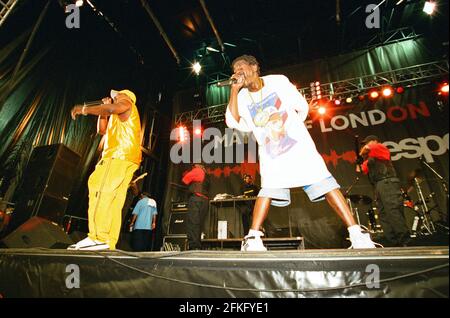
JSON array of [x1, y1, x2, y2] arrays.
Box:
[[241, 231, 264, 249], [243, 231, 265, 240], [348, 225, 384, 249]]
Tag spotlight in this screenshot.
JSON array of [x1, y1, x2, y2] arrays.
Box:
[[382, 86, 394, 97], [334, 99, 341, 106], [75, 0, 84, 7], [345, 97, 353, 104], [423, 1, 436, 15], [440, 82, 449, 94], [369, 90, 380, 100], [178, 126, 187, 142], [192, 62, 202, 75], [310, 81, 322, 100], [395, 86, 405, 94], [317, 106, 327, 115], [194, 127, 202, 136]]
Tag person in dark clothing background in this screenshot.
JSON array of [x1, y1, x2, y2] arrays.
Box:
[[182, 163, 210, 250], [357, 135, 410, 246], [239, 174, 259, 234]]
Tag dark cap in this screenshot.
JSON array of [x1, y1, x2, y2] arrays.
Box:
[[362, 135, 379, 144]]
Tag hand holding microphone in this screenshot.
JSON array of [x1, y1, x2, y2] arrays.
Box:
[[70, 98, 110, 120], [216, 72, 245, 89]]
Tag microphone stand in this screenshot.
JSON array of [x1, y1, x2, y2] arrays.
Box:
[[345, 176, 361, 226], [344, 176, 360, 197], [419, 157, 449, 228]]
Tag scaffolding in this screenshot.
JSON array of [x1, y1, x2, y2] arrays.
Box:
[[0, 0, 19, 27], [174, 60, 449, 126]]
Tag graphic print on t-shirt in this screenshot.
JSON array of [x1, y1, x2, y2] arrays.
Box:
[[247, 92, 297, 158]]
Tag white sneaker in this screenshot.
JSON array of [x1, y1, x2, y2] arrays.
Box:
[[241, 232, 267, 252], [348, 226, 381, 249], [67, 237, 110, 251]]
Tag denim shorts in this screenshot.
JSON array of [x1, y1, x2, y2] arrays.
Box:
[[258, 176, 340, 206], [303, 175, 340, 202]]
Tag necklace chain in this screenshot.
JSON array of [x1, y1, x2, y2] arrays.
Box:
[[248, 77, 263, 110]]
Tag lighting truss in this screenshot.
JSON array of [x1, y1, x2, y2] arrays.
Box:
[[174, 60, 449, 126], [0, 0, 19, 27]]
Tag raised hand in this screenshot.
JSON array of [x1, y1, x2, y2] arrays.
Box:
[[71, 104, 83, 120]]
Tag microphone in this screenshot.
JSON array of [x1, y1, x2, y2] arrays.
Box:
[[82, 99, 104, 106], [216, 78, 237, 87]]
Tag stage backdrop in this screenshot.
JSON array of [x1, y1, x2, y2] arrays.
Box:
[[164, 85, 448, 248]]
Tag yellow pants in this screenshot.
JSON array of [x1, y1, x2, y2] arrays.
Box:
[[87, 158, 138, 249]]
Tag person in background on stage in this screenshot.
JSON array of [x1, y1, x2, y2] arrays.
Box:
[[182, 163, 210, 250], [239, 174, 260, 234], [357, 135, 410, 247], [225, 55, 378, 251], [68, 89, 141, 250], [129, 192, 157, 251]]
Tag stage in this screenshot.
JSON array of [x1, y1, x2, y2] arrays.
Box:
[[0, 246, 448, 298]]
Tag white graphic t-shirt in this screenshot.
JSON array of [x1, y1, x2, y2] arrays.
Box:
[[225, 75, 331, 188]]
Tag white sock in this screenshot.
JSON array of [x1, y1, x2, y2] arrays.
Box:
[[248, 229, 262, 237], [347, 225, 362, 236]]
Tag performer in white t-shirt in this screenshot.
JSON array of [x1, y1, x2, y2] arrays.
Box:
[[225, 55, 379, 251]]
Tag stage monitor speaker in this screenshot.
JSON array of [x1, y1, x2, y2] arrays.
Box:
[[162, 235, 188, 251], [10, 144, 80, 230], [168, 212, 187, 234], [1, 217, 74, 249]]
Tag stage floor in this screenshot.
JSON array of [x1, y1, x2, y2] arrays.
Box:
[[0, 246, 448, 298]]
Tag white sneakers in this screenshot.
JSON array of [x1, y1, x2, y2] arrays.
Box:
[[67, 237, 110, 251], [241, 230, 267, 252], [348, 225, 382, 249]]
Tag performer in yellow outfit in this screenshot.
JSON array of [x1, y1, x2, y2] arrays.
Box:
[[69, 89, 141, 250]]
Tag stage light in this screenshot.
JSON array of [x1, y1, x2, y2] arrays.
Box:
[[178, 126, 187, 142], [440, 82, 449, 94], [358, 95, 365, 102], [396, 86, 405, 94], [382, 86, 394, 97], [334, 99, 341, 106], [423, 1, 436, 15], [75, 0, 84, 7], [345, 97, 353, 104], [192, 62, 202, 75], [310, 81, 322, 100], [194, 127, 202, 136], [369, 90, 380, 100], [317, 106, 327, 115]]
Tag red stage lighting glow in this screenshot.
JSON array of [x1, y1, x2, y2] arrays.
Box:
[[317, 106, 326, 115], [440, 83, 449, 94], [396, 86, 405, 94], [369, 90, 379, 100], [194, 128, 202, 136]]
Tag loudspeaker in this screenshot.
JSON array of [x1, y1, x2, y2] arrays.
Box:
[[1, 217, 74, 248], [10, 144, 80, 230], [162, 235, 188, 251], [168, 212, 187, 234]]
